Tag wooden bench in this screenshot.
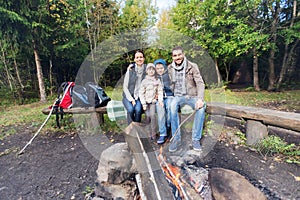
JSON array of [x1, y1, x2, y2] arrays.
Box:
[[42, 102, 300, 143], [206, 102, 300, 144], [206, 102, 300, 132]]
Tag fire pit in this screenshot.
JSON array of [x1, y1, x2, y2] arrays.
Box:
[[88, 123, 267, 200]]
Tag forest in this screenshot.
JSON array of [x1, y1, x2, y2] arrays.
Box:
[[0, 0, 299, 104]]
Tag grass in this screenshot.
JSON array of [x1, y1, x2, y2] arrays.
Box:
[[206, 89, 300, 111], [254, 135, 300, 164]]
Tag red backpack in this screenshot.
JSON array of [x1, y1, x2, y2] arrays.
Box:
[[58, 82, 75, 109]]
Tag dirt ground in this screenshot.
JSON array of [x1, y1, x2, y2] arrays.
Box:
[[0, 122, 299, 200]]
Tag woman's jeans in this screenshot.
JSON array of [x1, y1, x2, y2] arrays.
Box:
[[170, 96, 206, 141], [122, 98, 142, 124]]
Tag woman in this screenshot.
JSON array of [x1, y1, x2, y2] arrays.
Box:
[[122, 50, 147, 124]]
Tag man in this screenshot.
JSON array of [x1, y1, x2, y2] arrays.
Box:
[[168, 46, 206, 152]]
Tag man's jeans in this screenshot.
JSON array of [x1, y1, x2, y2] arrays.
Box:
[[156, 97, 173, 137], [122, 98, 142, 124], [170, 96, 206, 141]]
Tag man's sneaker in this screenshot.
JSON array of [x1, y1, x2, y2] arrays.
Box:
[[192, 140, 202, 151], [169, 140, 180, 152], [157, 136, 166, 144]]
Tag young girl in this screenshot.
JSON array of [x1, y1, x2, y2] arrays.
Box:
[[139, 63, 164, 140]]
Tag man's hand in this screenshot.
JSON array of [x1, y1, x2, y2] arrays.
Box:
[[143, 105, 147, 111], [195, 99, 204, 110], [158, 101, 164, 107]]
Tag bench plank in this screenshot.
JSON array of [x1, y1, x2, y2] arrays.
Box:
[[42, 107, 107, 115]]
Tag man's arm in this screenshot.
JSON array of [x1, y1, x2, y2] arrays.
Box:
[[192, 63, 205, 100]]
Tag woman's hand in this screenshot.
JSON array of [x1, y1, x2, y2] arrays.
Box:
[[131, 100, 136, 106]]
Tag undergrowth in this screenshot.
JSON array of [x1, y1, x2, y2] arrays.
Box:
[[254, 135, 300, 165]]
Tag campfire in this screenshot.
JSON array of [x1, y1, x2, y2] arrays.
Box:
[[90, 122, 267, 200], [157, 147, 212, 200]]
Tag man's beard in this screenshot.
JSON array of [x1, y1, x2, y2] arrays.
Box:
[[175, 59, 183, 66]]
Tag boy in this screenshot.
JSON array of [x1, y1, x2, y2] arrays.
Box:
[[154, 59, 173, 144]]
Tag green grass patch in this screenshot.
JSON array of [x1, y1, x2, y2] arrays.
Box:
[[254, 135, 300, 164], [206, 89, 300, 110]]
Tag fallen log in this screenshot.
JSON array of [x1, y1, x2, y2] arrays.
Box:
[[124, 122, 174, 200]]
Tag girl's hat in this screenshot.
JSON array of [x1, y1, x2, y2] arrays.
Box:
[[146, 63, 155, 70]]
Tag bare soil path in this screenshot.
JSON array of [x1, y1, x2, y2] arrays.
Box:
[[0, 123, 299, 200]]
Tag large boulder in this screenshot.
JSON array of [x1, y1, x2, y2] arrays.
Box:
[[209, 168, 266, 200], [96, 142, 136, 184]]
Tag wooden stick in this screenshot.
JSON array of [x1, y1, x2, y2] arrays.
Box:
[[18, 101, 56, 155]]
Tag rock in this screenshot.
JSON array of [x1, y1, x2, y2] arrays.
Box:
[[94, 180, 136, 200], [209, 168, 267, 200], [94, 143, 138, 199], [246, 120, 268, 145], [96, 143, 136, 184]]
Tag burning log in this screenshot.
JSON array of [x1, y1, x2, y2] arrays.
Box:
[[157, 153, 190, 199]]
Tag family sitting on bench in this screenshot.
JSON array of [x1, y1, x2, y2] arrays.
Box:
[[122, 46, 206, 152]]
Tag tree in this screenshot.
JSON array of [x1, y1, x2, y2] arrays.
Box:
[[276, 0, 300, 89], [0, 0, 51, 102], [170, 0, 262, 84]]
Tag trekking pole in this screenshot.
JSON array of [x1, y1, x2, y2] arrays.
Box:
[[18, 100, 57, 155], [169, 110, 196, 143]]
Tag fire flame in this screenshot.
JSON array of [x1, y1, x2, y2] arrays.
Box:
[[158, 146, 186, 199]]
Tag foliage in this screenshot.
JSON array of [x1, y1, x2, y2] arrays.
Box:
[[82, 185, 94, 196], [254, 135, 300, 164], [235, 131, 246, 144], [0, 0, 299, 98]]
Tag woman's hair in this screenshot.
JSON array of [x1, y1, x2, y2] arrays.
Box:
[[134, 50, 145, 58]]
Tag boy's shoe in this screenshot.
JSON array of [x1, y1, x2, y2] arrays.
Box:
[[169, 140, 180, 152], [157, 136, 166, 144], [192, 140, 202, 151]]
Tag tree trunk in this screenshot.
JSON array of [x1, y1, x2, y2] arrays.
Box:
[[267, 48, 276, 91], [252, 47, 260, 91], [33, 39, 47, 102], [267, 1, 280, 91], [276, 0, 297, 89], [49, 59, 53, 96], [214, 58, 222, 85], [0, 40, 14, 91]]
